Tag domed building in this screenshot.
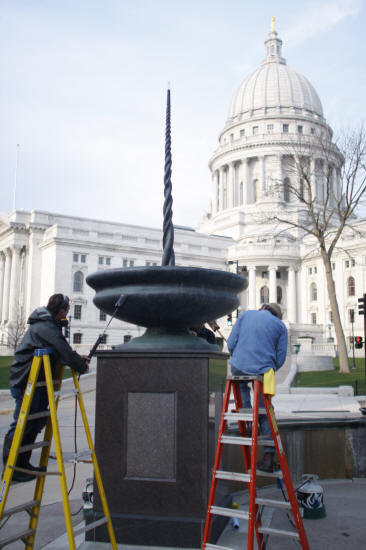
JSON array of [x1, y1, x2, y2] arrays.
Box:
[[198, 25, 355, 343]]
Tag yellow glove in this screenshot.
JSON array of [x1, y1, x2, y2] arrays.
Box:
[[263, 368, 275, 396]]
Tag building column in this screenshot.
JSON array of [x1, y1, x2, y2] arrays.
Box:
[[260, 156, 266, 196], [278, 155, 283, 199], [269, 265, 277, 303], [2, 249, 12, 324], [0, 252, 5, 323], [248, 266, 256, 309], [245, 159, 250, 204], [287, 266, 297, 323], [310, 157, 316, 199], [9, 245, 22, 323], [227, 163, 234, 208]]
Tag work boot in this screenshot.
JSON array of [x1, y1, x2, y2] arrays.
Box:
[[257, 452, 275, 472], [2, 433, 36, 483]]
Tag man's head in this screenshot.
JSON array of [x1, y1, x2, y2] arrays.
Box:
[[47, 294, 70, 319], [260, 303, 283, 320]]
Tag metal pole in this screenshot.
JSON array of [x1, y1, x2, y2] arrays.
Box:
[[364, 294, 366, 390], [351, 313, 356, 370]]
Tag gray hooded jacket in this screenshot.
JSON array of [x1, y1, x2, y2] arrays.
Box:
[[9, 307, 88, 388]]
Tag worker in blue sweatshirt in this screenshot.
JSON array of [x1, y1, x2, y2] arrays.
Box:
[[227, 303, 288, 472]]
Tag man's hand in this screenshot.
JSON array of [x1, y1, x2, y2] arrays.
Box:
[[81, 355, 90, 373]]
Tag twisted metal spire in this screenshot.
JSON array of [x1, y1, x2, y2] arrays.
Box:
[[161, 86, 175, 266]]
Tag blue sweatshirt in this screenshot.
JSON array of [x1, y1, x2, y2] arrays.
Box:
[[227, 309, 288, 375]]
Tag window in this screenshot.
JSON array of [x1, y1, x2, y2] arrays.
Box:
[[106, 257, 111, 266], [124, 335, 132, 344], [252, 126, 259, 135], [129, 260, 134, 267], [351, 259, 355, 267], [73, 271, 84, 293], [276, 271, 281, 279], [261, 271, 269, 279], [100, 310, 106, 321], [98, 256, 104, 265], [73, 253, 79, 263], [122, 259, 128, 267], [100, 334, 108, 344], [73, 333, 82, 344], [297, 125, 303, 134], [348, 276, 355, 297], [314, 266, 317, 274], [283, 124, 289, 133], [308, 267, 312, 275], [74, 304, 82, 320], [230, 133, 234, 141], [311, 312, 317, 325], [277, 286, 282, 304], [283, 177, 290, 202], [332, 263, 335, 270], [310, 282, 317, 301], [329, 310, 333, 323], [267, 124, 274, 133], [260, 286, 269, 304], [349, 309, 355, 323], [81, 254, 86, 263], [311, 128, 315, 135], [240, 129, 245, 137]]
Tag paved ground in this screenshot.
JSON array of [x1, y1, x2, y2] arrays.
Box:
[[0, 357, 365, 549]]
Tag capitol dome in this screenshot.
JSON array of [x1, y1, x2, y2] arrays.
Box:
[[228, 29, 324, 122]]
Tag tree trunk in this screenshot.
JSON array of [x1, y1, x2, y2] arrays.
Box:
[[321, 250, 350, 373]]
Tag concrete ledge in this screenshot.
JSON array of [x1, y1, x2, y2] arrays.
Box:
[[297, 354, 334, 372], [290, 385, 354, 396]]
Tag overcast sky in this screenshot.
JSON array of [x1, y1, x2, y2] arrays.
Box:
[[0, 0, 365, 229]]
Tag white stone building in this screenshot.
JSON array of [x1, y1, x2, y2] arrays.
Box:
[[0, 26, 365, 355]]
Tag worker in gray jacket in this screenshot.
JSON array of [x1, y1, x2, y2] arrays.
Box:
[[3, 294, 89, 482]]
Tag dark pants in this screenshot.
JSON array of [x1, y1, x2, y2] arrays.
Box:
[[7, 386, 48, 439], [231, 366, 274, 453]]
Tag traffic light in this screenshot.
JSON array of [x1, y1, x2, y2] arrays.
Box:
[[355, 336, 363, 349], [358, 295, 366, 315], [227, 313, 232, 326]]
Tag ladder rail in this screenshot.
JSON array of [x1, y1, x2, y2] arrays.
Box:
[[262, 388, 310, 550], [202, 378, 232, 549], [72, 371, 118, 550], [0, 355, 43, 519]]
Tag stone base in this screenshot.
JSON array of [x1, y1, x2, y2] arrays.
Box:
[[89, 350, 230, 548]]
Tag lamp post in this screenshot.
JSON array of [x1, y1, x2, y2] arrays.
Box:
[[350, 309, 356, 370], [227, 260, 245, 319]]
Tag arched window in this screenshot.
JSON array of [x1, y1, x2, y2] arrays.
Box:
[[73, 271, 84, 293], [260, 286, 269, 304], [310, 282, 317, 301], [277, 286, 282, 304], [348, 276, 355, 297], [283, 177, 290, 202]]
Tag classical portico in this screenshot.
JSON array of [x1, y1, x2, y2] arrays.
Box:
[[0, 244, 27, 326]]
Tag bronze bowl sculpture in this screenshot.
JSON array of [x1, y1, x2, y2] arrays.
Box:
[[86, 265, 247, 350]]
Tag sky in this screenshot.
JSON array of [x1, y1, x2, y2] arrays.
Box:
[[0, 0, 365, 230]]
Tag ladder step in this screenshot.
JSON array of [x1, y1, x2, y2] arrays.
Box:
[[210, 506, 249, 521], [0, 528, 34, 547], [258, 526, 300, 539], [54, 388, 78, 397], [255, 468, 283, 478], [225, 412, 253, 422], [35, 380, 61, 388], [19, 441, 50, 453], [28, 411, 51, 421], [74, 516, 109, 535], [2, 499, 40, 518], [256, 497, 291, 509], [221, 435, 275, 447], [204, 544, 234, 550], [215, 470, 251, 483]]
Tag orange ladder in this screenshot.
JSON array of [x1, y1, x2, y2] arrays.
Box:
[[202, 375, 310, 550]]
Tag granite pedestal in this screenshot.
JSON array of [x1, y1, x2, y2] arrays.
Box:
[[87, 350, 230, 548]]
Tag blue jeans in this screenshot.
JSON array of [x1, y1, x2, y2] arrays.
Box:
[[7, 386, 48, 439], [231, 367, 274, 454]]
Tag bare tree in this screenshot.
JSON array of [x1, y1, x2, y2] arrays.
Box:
[[5, 309, 27, 353], [266, 125, 366, 374]]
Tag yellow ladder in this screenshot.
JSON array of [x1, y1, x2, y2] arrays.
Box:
[[0, 348, 117, 549]]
